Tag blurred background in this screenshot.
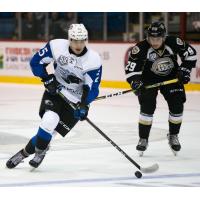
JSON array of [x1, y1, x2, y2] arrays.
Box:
[[0, 12, 200, 42], [0, 12, 200, 89]]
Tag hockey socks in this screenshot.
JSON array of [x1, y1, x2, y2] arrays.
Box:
[[169, 121, 182, 135], [25, 127, 52, 155], [139, 123, 152, 139], [34, 127, 52, 150]]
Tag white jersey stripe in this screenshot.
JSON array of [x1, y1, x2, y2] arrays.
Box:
[[126, 71, 142, 78]]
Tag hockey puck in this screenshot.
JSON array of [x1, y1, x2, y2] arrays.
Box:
[[135, 171, 142, 178]]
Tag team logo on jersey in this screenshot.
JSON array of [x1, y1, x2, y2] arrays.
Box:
[[151, 57, 174, 76], [149, 52, 158, 61], [44, 100, 54, 106], [64, 74, 82, 84], [176, 38, 184, 45], [57, 55, 76, 67], [132, 46, 140, 54]]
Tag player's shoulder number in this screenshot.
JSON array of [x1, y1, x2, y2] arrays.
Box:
[[38, 47, 48, 57]]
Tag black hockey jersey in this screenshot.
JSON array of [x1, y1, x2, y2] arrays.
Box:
[[125, 36, 197, 85]]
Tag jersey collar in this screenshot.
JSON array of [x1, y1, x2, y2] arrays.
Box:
[[69, 46, 88, 57]]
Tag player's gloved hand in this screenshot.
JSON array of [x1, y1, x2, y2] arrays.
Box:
[[177, 67, 191, 84], [42, 74, 61, 95], [74, 103, 89, 121], [131, 80, 145, 96]]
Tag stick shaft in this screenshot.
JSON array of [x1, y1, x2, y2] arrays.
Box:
[[58, 91, 159, 173], [96, 78, 178, 101], [58, 91, 141, 170], [85, 118, 141, 170]]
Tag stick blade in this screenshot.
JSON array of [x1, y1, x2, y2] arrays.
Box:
[[140, 163, 159, 173]]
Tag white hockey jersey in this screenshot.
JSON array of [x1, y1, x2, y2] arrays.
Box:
[[30, 39, 102, 104]]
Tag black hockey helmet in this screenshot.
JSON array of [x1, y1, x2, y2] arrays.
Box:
[[147, 21, 166, 37]]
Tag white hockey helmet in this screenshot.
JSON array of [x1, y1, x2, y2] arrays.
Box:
[[68, 24, 88, 41]]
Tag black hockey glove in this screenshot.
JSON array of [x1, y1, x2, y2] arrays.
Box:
[[42, 74, 61, 95], [177, 67, 191, 84], [130, 80, 145, 96], [74, 103, 89, 121]]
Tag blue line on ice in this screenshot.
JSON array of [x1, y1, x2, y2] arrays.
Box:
[[0, 172, 200, 187]]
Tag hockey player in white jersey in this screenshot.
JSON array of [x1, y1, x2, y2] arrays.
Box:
[[6, 24, 102, 169]]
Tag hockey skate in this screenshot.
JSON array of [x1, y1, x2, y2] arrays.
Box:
[[136, 138, 148, 157], [167, 134, 181, 156], [6, 149, 29, 169], [29, 147, 48, 168]]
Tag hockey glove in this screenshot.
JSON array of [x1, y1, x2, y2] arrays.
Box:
[[74, 103, 89, 121], [177, 67, 191, 84], [42, 74, 61, 95], [131, 80, 145, 96]]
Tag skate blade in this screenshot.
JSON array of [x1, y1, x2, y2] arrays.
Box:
[[169, 145, 178, 156], [171, 149, 178, 156], [138, 151, 144, 157], [30, 167, 37, 172]]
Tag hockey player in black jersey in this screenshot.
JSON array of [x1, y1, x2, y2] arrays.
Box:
[[125, 21, 197, 156], [6, 24, 102, 169]]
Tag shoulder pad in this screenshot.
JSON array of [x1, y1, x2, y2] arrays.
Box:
[[83, 49, 102, 72], [49, 39, 69, 58], [165, 36, 185, 48], [131, 46, 140, 54], [176, 37, 184, 46]]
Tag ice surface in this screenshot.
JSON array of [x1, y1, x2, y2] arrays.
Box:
[[0, 83, 200, 187]]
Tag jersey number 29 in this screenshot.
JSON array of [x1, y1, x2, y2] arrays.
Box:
[[125, 61, 136, 72]]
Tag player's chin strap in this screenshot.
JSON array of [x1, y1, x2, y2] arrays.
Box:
[[58, 90, 159, 174], [96, 78, 179, 101]]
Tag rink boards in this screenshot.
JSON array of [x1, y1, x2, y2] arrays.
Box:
[[0, 41, 200, 90]]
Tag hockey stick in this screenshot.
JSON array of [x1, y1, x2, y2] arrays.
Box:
[[96, 78, 179, 101], [85, 117, 159, 173], [58, 91, 159, 174]]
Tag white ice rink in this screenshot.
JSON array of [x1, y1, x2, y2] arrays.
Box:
[[0, 83, 200, 187]]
